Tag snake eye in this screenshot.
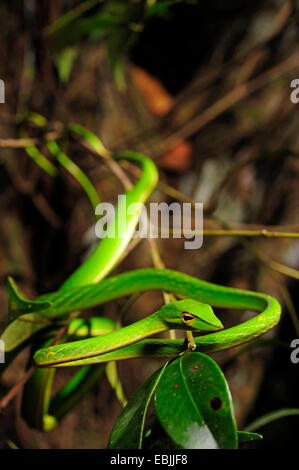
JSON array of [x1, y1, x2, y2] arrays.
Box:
[[181, 312, 196, 325]]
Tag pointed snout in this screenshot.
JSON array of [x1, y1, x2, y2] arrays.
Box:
[[198, 316, 224, 332], [205, 317, 224, 331]]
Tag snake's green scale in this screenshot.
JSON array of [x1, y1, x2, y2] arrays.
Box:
[[60, 151, 159, 289], [2, 120, 281, 432], [31, 269, 280, 366], [34, 299, 223, 366]]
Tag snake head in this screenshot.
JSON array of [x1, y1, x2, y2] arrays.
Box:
[[160, 299, 223, 332]]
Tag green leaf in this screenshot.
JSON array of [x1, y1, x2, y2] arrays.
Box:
[[47, 0, 101, 36], [53, 47, 78, 83], [105, 361, 127, 408], [238, 431, 263, 443], [145, 1, 175, 19], [51, 11, 121, 51], [104, 1, 146, 89], [154, 352, 238, 449], [109, 362, 169, 449], [142, 414, 179, 449], [244, 408, 299, 432]]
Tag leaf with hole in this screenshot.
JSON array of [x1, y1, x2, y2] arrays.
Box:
[[154, 352, 238, 449]]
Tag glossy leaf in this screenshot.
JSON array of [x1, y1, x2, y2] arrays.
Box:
[[155, 352, 238, 449], [109, 362, 168, 449]]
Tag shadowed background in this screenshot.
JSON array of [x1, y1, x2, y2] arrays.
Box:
[[0, 0, 298, 449]]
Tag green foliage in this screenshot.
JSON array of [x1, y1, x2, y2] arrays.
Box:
[[49, 0, 191, 86], [0, 115, 285, 449], [244, 408, 299, 432], [145, 0, 179, 19], [53, 47, 79, 83], [238, 431, 263, 443], [155, 353, 238, 449], [110, 353, 242, 449], [109, 362, 169, 449]]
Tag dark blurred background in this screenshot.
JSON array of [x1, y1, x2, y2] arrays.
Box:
[[0, 0, 299, 449]]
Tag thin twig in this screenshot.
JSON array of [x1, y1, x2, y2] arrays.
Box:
[[160, 51, 299, 151], [0, 322, 71, 411], [112, 50, 299, 155], [0, 365, 36, 410], [0, 131, 63, 148], [242, 240, 299, 336], [201, 229, 299, 238], [147, 238, 177, 340], [156, 227, 299, 238], [77, 139, 132, 191], [212, 217, 299, 335], [243, 240, 299, 282], [121, 159, 299, 238]]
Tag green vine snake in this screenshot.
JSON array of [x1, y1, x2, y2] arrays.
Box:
[[0, 118, 281, 431]]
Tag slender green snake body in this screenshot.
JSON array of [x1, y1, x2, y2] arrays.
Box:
[[0, 121, 281, 431], [31, 268, 280, 367]]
